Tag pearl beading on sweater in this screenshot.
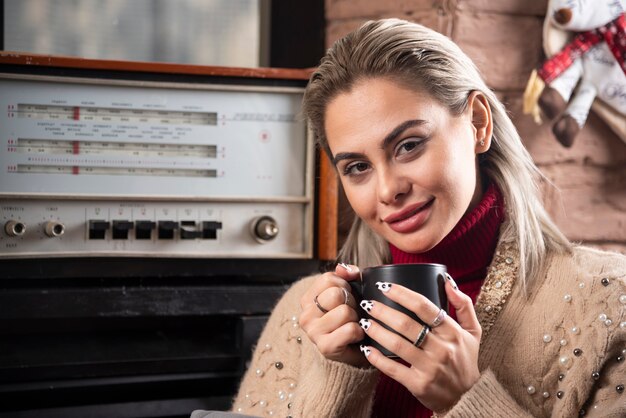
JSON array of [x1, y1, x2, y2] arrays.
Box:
[[472, 242, 624, 414], [475, 241, 518, 337], [237, 314, 300, 417], [532, 256, 626, 414]]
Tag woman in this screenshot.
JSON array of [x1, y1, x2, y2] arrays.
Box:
[[229, 19, 625, 417]]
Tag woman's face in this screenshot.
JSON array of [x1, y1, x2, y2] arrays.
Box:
[[325, 77, 490, 254]]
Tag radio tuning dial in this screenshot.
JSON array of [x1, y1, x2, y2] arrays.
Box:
[[45, 221, 65, 237], [251, 216, 279, 243]]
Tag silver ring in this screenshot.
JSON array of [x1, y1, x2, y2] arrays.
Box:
[[313, 294, 329, 314], [414, 325, 430, 348], [340, 287, 349, 305], [429, 308, 447, 328]]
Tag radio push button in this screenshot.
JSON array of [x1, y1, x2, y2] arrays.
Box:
[[180, 221, 202, 239], [135, 220, 156, 240], [112, 220, 134, 239], [202, 221, 222, 239], [158, 220, 179, 239], [88, 220, 110, 239], [251, 216, 278, 243]]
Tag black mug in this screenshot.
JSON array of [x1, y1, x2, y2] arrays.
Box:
[[351, 263, 448, 357]]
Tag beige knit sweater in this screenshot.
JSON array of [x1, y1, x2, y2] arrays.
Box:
[[229, 242, 626, 417]]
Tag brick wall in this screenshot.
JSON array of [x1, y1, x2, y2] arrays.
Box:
[[326, 0, 626, 254]]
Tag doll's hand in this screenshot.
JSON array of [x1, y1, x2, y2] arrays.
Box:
[[298, 263, 368, 367], [358, 278, 481, 413]]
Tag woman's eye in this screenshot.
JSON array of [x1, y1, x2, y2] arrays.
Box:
[[396, 139, 422, 156], [343, 162, 370, 176]]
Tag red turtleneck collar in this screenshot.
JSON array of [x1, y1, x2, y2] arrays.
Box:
[[373, 183, 505, 418]]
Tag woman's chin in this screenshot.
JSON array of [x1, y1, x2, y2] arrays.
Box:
[[387, 235, 442, 254]]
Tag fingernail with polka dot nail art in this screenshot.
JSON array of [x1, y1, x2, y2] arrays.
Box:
[[360, 300, 374, 312], [375, 281, 392, 293], [360, 345, 371, 357], [359, 318, 371, 331], [445, 273, 458, 290]]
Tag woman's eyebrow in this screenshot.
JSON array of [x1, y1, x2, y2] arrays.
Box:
[[331, 119, 428, 166], [381, 119, 428, 149], [332, 152, 363, 166]]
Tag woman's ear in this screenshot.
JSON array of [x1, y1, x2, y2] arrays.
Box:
[[468, 91, 493, 154]]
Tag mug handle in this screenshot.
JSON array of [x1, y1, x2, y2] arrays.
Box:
[[437, 273, 450, 311], [349, 280, 363, 302]]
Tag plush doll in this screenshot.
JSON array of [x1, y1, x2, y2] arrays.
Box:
[[524, 0, 626, 147]]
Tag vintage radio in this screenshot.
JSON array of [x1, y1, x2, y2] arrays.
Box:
[[0, 53, 337, 417]]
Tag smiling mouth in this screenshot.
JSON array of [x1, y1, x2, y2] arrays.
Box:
[[383, 197, 435, 234], [384, 197, 435, 224]]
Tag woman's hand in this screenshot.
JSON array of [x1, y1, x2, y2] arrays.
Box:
[[298, 263, 368, 367], [358, 277, 482, 413]]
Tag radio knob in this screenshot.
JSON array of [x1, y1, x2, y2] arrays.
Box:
[[5, 220, 26, 237], [45, 221, 65, 237], [251, 216, 279, 242]]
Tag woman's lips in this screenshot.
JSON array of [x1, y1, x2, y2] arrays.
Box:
[[383, 198, 434, 233]]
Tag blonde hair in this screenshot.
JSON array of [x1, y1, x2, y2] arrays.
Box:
[[303, 18, 571, 288]]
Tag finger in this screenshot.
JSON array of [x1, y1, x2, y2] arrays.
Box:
[[358, 299, 425, 345], [317, 285, 357, 311], [362, 342, 471, 412], [334, 262, 361, 282], [316, 321, 365, 355], [309, 303, 360, 336], [359, 344, 423, 391], [359, 317, 428, 362], [444, 275, 481, 339], [300, 272, 352, 309], [373, 282, 446, 330]]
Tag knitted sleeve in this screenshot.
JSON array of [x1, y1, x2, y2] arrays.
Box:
[[443, 248, 626, 418], [552, 249, 626, 417], [566, 260, 625, 418], [443, 334, 625, 418], [442, 369, 533, 417], [230, 275, 379, 418]]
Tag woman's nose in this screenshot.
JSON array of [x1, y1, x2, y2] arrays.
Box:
[[377, 167, 410, 204]]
